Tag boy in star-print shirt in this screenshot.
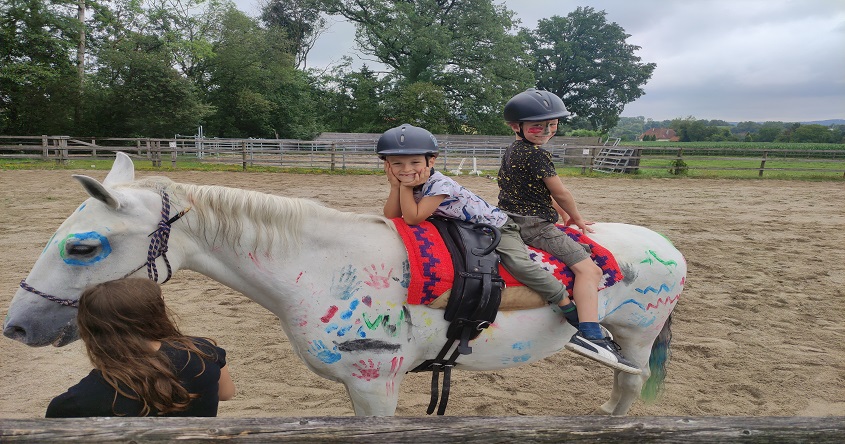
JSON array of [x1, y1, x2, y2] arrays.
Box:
[[498, 89, 640, 375]]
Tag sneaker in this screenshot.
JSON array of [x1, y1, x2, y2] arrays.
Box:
[[564, 331, 642, 374]]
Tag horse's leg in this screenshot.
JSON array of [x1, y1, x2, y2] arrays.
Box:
[[594, 331, 653, 415], [343, 376, 403, 416]]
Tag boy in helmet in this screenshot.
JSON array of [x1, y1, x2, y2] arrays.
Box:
[[379, 123, 573, 315], [498, 89, 641, 374]]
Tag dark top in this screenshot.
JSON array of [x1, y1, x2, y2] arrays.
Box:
[[497, 139, 559, 222], [46, 337, 226, 418]]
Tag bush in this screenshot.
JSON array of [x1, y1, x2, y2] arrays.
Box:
[[668, 158, 688, 175]]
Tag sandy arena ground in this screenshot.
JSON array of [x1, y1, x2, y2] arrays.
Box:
[[1, 169, 843, 418]]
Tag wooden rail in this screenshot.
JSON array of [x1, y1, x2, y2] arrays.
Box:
[[1, 135, 843, 177], [1, 416, 842, 443]]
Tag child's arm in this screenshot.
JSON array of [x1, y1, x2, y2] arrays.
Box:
[[395, 167, 445, 224], [398, 186, 446, 225], [383, 161, 403, 219], [218, 364, 236, 401], [543, 176, 594, 233], [552, 201, 571, 224]]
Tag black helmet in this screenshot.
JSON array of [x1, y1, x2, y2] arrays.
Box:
[[503, 88, 570, 122], [376, 124, 438, 158]]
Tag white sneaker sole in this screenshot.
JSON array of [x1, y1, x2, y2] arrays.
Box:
[[565, 341, 643, 375]]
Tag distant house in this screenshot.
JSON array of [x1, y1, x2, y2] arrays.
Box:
[[640, 128, 679, 141]]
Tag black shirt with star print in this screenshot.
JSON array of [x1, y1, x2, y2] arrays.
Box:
[[497, 139, 559, 223]]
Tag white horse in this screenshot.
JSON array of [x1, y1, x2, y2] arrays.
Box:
[[4, 153, 685, 416]]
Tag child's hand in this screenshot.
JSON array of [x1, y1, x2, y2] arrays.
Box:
[[565, 215, 595, 233], [402, 167, 430, 188], [384, 161, 401, 187]]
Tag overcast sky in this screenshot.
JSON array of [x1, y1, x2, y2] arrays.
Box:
[[234, 0, 845, 123]]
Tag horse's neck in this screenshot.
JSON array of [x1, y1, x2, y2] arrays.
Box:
[[170, 193, 401, 313]]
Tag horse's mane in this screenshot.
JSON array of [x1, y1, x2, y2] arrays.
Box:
[[127, 177, 391, 252]]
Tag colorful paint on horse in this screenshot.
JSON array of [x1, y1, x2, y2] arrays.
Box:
[[321, 305, 338, 323], [400, 260, 411, 288], [363, 263, 393, 289], [352, 359, 380, 381], [4, 153, 685, 416], [636, 283, 676, 296], [386, 356, 404, 395], [340, 299, 359, 320], [58, 232, 111, 265], [642, 250, 679, 269], [332, 265, 361, 300], [308, 339, 341, 364]]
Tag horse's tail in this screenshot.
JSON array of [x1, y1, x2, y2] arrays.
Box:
[[641, 313, 672, 403]]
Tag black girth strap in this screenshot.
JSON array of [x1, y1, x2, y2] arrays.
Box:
[[410, 217, 504, 415]]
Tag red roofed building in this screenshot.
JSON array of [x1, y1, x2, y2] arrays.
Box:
[[640, 128, 679, 141]]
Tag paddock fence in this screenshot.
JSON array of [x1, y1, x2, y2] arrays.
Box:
[[1, 135, 843, 177], [1, 416, 843, 443]]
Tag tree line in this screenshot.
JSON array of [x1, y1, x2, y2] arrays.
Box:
[[1, 0, 655, 139], [610, 117, 845, 144]]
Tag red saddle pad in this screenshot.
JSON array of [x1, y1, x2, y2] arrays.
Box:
[[392, 218, 623, 305]]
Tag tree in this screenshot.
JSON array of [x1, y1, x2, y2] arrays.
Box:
[[82, 33, 212, 137], [670, 117, 717, 142], [528, 7, 655, 133], [321, 0, 533, 134], [260, 0, 327, 69], [0, 0, 81, 134], [144, 0, 228, 87], [756, 122, 785, 142], [204, 7, 321, 139], [318, 63, 389, 133], [791, 124, 834, 143]]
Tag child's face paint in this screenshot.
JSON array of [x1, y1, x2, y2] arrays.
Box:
[[521, 119, 559, 145]]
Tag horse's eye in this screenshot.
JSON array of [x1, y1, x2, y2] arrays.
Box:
[[60, 232, 111, 266], [67, 244, 98, 256]]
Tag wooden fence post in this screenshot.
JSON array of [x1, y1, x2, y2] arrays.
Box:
[[330, 142, 336, 171], [91, 138, 97, 158], [759, 150, 768, 177], [41, 135, 48, 160], [57, 137, 69, 165], [241, 140, 247, 171], [169, 141, 177, 168]]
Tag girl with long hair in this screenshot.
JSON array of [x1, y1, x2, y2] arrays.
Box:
[[46, 278, 235, 417]]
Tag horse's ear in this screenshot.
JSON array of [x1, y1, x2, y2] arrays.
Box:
[[103, 152, 135, 187], [72, 175, 120, 210]]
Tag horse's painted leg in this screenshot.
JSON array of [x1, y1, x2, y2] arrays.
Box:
[[595, 370, 650, 415], [343, 376, 403, 416], [594, 329, 654, 415]]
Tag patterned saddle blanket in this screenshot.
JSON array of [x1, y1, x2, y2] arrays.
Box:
[[392, 218, 624, 308]]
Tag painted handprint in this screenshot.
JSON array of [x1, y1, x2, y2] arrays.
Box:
[[352, 359, 381, 381], [331, 265, 362, 300], [363, 263, 393, 289], [308, 340, 341, 364]]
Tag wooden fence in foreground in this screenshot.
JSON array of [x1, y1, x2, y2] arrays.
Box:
[[1, 135, 843, 177], [1, 416, 843, 443]]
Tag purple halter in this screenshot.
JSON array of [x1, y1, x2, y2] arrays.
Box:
[[18, 189, 191, 308]]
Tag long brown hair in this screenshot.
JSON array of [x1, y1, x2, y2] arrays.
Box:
[[77, 278, 213, 416]]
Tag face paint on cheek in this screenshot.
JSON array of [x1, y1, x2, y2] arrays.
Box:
[[526, 126, 544, 134]]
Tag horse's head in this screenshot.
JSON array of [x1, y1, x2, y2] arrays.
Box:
[[4, 153, 172, 346]]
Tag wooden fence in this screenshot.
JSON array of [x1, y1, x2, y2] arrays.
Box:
[[1, 135, 843, 177], [1, 416, 843, 443]]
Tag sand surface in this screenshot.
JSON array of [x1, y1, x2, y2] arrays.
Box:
[[1, 169, 843, 417]]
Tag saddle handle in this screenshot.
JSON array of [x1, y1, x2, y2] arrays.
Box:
[[469, 223, 501, 256]]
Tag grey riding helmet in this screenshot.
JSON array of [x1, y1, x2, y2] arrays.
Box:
[[376, 124, 439, 159], [503, 88, 571, 122]]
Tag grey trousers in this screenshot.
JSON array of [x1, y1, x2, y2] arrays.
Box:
[[497, 217, 568, 305]]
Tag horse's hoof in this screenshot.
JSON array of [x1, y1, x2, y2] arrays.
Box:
[[592, 407, 613, 415]]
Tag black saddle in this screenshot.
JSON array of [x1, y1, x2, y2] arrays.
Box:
[[409, 216, 504, 415]]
